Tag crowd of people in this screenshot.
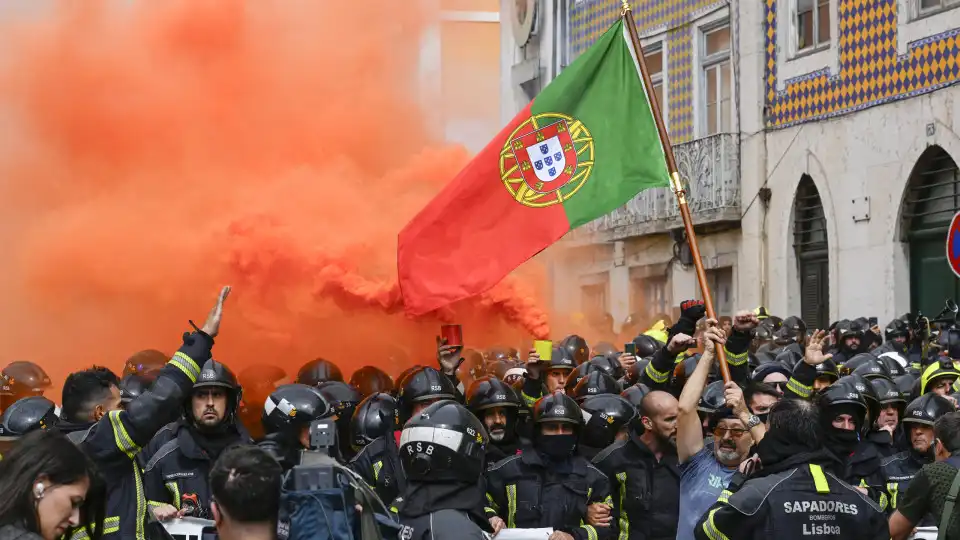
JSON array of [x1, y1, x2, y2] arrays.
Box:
[[2, 287, 960, 539]]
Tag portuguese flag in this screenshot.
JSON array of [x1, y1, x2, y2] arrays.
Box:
[[398, 18, 671, 315]]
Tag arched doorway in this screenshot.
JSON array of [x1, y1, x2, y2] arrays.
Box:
[[793, 174, 830, 329], [901, 146, 960, 315]]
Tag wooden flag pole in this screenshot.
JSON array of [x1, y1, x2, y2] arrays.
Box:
[[621, 1, 731, 383]]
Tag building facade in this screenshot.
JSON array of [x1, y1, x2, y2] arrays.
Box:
[[501, 0, 960, 332]]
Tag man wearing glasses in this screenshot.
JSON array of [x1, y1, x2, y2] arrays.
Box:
[[675, 319, 765, 540]]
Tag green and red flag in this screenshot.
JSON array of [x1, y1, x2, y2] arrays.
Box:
[[398, 17, 671, 315]]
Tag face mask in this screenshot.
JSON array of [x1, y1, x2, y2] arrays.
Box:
[[538, 434, 577, 459]]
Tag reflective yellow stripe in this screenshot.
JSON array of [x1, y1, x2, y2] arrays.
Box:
[[879, 492, 889, 511], [580, 524, 598, 540], [69, 517, 120, 540], [587, 487, 592, 500], [170, 351, 201, 382], [702, 508, 730, 540], [107, 410, 140, 459], [717, 488, 733, 504], [887, 482, 899, 509], [810, 464, 830, 494], [165, 481, 181, 510], [616, 472, 628, 540], [521, 391, 538, 407], [147, 501, 167, 508], [389, 505, 398, 513], [724, 347, 748, 366], [645, 362, 670, 384], [787, 378, 813, 398], [486, 492, 500, 512], [134, 464, 146, 540], [372, 460, 383, 481], [506, 484, 517, 528]]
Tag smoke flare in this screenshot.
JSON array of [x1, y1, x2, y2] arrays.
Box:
[[0, 1, 549, 393]]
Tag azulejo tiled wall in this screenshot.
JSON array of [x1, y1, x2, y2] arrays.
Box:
[[570, 0, 727, 143], [766, 0, 960, 128]]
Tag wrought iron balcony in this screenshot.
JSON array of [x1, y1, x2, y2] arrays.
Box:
[[566, 133, 741, 243]]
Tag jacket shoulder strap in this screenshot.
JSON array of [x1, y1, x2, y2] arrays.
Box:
[[66, 427, 94, 446], [143, 439, 180, 472]]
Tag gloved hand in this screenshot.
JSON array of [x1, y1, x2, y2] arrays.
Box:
[[669, 299, 706, 339]]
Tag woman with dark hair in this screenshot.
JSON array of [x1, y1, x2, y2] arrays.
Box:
[[0, 430, 106, 540]]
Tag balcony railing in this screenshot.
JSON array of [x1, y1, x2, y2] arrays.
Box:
[[567, 133, 741, 243]]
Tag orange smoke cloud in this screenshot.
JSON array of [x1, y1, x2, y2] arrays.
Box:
[[0, 0, 549, 394]]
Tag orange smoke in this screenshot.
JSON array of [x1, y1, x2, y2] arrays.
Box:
[[0, 1, 549, 395]]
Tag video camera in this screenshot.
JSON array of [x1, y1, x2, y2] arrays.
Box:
[[291, 418, 342, 491]]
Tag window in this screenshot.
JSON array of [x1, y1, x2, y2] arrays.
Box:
[[796, 0, 830, 52], [701, 24, 731, 136], [581, 283, 608, 319], [631, 277, 668, 321], [697, 267, 734, 317], [918, 0, 960, 15], [643, 44, 665, 119]]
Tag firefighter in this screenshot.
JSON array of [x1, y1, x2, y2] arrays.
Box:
[[485, 392, 615, 540], [394, 400, 493, 539], [694, 398, 888, 539], [350, 366, 456, 505], [466, 376, 524, 465], [1, 395, 59, 437], [57, 285, 230, 540], [258, 383, 331, 470], [578, 394, 637, 460], [142, 359, 250, 520], [350, 392, 397, 454]]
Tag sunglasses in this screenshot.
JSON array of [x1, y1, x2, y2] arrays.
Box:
[[713, 426, 748, 439], [770, 381, 788, 393]]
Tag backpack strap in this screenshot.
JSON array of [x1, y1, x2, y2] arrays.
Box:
[[938, 467, 960, 540]]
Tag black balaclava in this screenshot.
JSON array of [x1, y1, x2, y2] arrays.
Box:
[[823, 404, 862, 457]]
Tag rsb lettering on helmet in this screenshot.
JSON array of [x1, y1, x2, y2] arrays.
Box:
[[554, 407, 566, 416], [912, 410, 925, 416], [846, 393, 858, 399], [588, 388, 598, 394], [201, 371, 215, 380], [783, 500, 859, 515], [430, 385, 443, 392], [495, 394, 507, 401]]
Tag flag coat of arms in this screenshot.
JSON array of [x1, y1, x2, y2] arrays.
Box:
[[398, 18, 672, 315]]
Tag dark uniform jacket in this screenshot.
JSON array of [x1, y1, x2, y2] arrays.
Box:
[[349, 430, 406, 506], [62, 334, 211, 540], [397, 509, 491, 540], [485, 437, 524, 467], [835, 439, 889, 510], [694, 459, 888, 539], [591, 436, 679, 540], [880, 449, 932, 522], [141, 419, 251, 517], [484, 448, 616, 540]]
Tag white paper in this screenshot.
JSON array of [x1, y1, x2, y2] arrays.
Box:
[[494, 529, 554, 540], [910, 527, 938, 540], [162, 517, 216, 538]]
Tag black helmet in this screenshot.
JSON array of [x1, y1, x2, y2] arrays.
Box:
[[877, 353, 907, 378], [588, 355, 624, 381], [398, 400, 487, 484], [837, 374, 880, 424], [894, 373, 918, 396], [192, 359, 242, 422], [316, 381, 363, 454], [296, 358, 344, 386], [902, 393, 954, 427], [394, 365, 424, 396], [572, 370, 620, 403], [870, 377, 906, 408], [261, 384, 330, 437], [533, 392, 583, 428], [350, 392, 397, 451], [620, 384, 651, 408], [835, 320, 864, 349], [122, 350, 167, 380], [937, 329, 960, 360], [815, 358, 840, 382], [561, 335, 590, 366], [817, 378, 868, 428], [850, 355, 891, 380], [631, 335, 662, 359], [781, 316, 807, 340], [752, 363, 791, 384], [581, 394, 638, 449], [546, 346, 578, 372], [466, 376, 521, 412], [1, 396, 58, 436], [349, 366, 394, 398], [698, 380, 727, 414], [885, 319, 910, 342], [775, 348, 803, 372], [119, 374, 152, 405], [2, 361, 51, 399], [395, 367, 457, 426]]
